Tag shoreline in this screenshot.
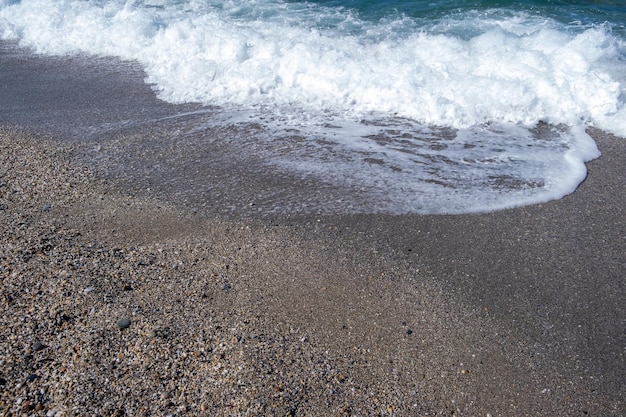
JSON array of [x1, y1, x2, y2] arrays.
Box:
[[1, 40, 624, 417], [0, 39, 610, 219], [1, 126, 624, 415]]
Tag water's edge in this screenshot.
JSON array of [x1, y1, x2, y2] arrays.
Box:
[[0, 41, 612, 219]]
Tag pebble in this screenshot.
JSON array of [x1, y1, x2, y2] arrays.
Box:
[[32, 341, 46, 351], [117, 319, 131, 329], [26, 374, 39, 383], [21, 400, 33, 411]]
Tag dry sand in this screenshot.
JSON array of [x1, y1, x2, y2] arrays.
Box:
[[1, 126, 624, 416]]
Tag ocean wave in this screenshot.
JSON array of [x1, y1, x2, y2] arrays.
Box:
[[1, 0, 623, 214], [1, 0, 624, 135]]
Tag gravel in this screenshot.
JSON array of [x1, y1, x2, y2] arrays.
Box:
[[1, 127, 623, 416]]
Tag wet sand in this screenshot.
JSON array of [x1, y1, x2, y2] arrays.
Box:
[[0, 41, 624, 416]]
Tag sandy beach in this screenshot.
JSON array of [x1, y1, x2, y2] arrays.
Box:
[[1, 124, 624, 416], [0, 39, 624, 416]]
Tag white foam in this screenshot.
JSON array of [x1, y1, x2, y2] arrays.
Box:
[[242, 118, 600, 214], [1, 0, 624, 134], [0, 0, 620, 213]]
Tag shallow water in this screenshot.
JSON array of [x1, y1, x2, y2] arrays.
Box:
[[1, 1, 624, 214]]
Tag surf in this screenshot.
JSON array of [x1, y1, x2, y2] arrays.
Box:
[[0, 0, 624, 214]]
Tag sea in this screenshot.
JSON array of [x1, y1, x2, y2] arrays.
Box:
[[1, 0, 625, 215]]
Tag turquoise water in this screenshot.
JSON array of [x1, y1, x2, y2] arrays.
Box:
[[307, 0, 626, 22], [294, 0, 626, 34]]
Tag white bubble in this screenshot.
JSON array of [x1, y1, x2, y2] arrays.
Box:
[[0, 0, 622, 213]]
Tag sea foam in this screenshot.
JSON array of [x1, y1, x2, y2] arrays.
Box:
[[1, 0, 624, 133], [0, 0, 623, 214]]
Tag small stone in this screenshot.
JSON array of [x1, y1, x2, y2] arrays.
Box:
[[117, 319, 131, 329], [42, 204, 51, 211], [32, 341, 46, 351], [150, 327, 171, 339], [26, 374, 39, 383], [406, 329, 413, 335]]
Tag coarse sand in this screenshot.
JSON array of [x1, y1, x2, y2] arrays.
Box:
[[1, 127, 624, 416]]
